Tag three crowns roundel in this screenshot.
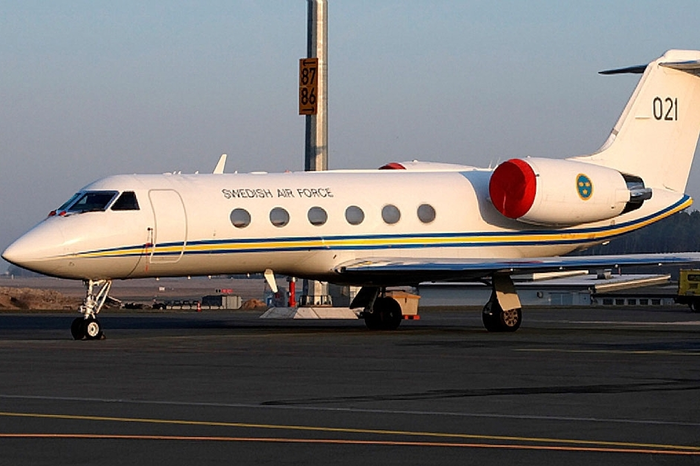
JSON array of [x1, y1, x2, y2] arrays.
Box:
[[576, 174, 593, 200]]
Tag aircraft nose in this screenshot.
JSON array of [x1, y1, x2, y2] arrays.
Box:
[[2, 222, 66, 275]]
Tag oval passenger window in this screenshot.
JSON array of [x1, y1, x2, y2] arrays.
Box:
[[345, 205, 365, 225], [230, 208, 251, 228], [308, 206, 328, 226], [270, 207, 290, 227], [381, 204, 401, 224]]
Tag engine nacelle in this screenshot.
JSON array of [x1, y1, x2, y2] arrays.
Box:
[[489, 157, 649, 226]]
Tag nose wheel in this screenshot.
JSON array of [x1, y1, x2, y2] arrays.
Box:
[[71, 279, 111, 340], [71, 317, 104, 340]]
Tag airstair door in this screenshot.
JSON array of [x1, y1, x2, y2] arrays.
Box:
[[148, 189, 187, 263]]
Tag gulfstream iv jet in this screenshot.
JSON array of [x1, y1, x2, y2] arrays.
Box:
[[5, 50, 700, 339]]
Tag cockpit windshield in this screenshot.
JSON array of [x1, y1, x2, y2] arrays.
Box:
[[56, 193, 81, 212], [64, 191, 118, 213]]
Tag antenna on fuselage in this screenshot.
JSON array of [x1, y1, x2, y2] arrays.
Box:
[[213, 154, 227, 174]]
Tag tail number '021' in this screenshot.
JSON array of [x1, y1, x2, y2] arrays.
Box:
[[653, 96, 678, 121]]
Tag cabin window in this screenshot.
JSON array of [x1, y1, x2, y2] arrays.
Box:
[[345, 205, 365, 225], [111, 191, 140, 211], [270, 207, 290, 227], [417, 204, 436, 223], [307, 206, 328, 226], [381, 204, 401, 224], [230, 208, 251, 228], [66, 191, 118, 213]]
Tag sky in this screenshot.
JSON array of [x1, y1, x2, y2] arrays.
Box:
[[2, 1, 700, 270]]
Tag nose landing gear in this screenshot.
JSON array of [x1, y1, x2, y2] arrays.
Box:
[[71, 279, 111, 340]]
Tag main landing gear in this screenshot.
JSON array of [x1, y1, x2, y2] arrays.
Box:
[[482, 274, 522, 332], [71, 279, 112, 340], [351, 277, 523, 332], [364, 296, 403, 330], [352, 287, 403, 331]]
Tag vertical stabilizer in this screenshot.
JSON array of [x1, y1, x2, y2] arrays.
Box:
[[572, 50, 700, 193]]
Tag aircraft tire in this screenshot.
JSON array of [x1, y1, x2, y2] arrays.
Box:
[[364, 297, 402, 330], [482, 301, 521, 332], [363, 312, 380, 330], [71, 317, 85, 340], [482, 301, 502, 332], [82, 317, 104, 340]]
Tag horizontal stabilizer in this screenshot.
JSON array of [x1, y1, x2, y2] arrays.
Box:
[[600, 59, 700, 76], [599, 64, 646, 75]]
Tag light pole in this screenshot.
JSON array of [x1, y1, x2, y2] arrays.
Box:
[[300, 0, 331, 306]]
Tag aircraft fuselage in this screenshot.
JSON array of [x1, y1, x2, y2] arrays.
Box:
[[5, 166, 688, 285]]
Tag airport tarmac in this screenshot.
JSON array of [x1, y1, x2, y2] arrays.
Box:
[[0, 306, 699, 465]]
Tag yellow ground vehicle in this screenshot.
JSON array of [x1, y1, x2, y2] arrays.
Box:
[[676, 269, 700, 312]]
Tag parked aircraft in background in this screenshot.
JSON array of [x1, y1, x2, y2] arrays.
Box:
[[5, 50, 700, 339]]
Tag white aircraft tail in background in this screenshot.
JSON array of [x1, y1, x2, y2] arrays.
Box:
[[4, 50, 700, 339]]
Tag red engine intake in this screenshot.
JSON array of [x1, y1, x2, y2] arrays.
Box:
[[489, 159, 537, 219]]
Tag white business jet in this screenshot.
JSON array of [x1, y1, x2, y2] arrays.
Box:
[[5, 50, 700, 339]]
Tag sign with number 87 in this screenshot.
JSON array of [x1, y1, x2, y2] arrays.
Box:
[[299, 58, 318, 115]]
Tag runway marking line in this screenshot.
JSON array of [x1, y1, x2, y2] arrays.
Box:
[[3, 393, 699, 428], [0, 433, 697, 455], [517, 348, 700, 356], [0, 411, 698, 455]]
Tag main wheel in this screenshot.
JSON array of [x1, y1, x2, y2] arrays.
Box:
[[364, 297, 403, 330], [82, 317, 104, 340], [482, 300, 522, 332], [71, 317, 85, 340], [482, 301, 502, 332], [500, 307, 522, 332], [364, 311, 381, 330]]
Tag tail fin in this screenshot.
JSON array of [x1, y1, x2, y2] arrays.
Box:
[[572, 50, 700, 193]]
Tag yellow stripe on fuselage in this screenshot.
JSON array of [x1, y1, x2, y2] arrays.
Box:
[[70, 198, 690, 259]]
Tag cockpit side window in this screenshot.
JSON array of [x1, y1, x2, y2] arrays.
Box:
[[111, 191, 140, 211], [66, 191, 118, 213]]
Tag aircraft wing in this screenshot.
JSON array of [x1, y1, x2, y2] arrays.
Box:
[[335, 253, 700, 284]]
